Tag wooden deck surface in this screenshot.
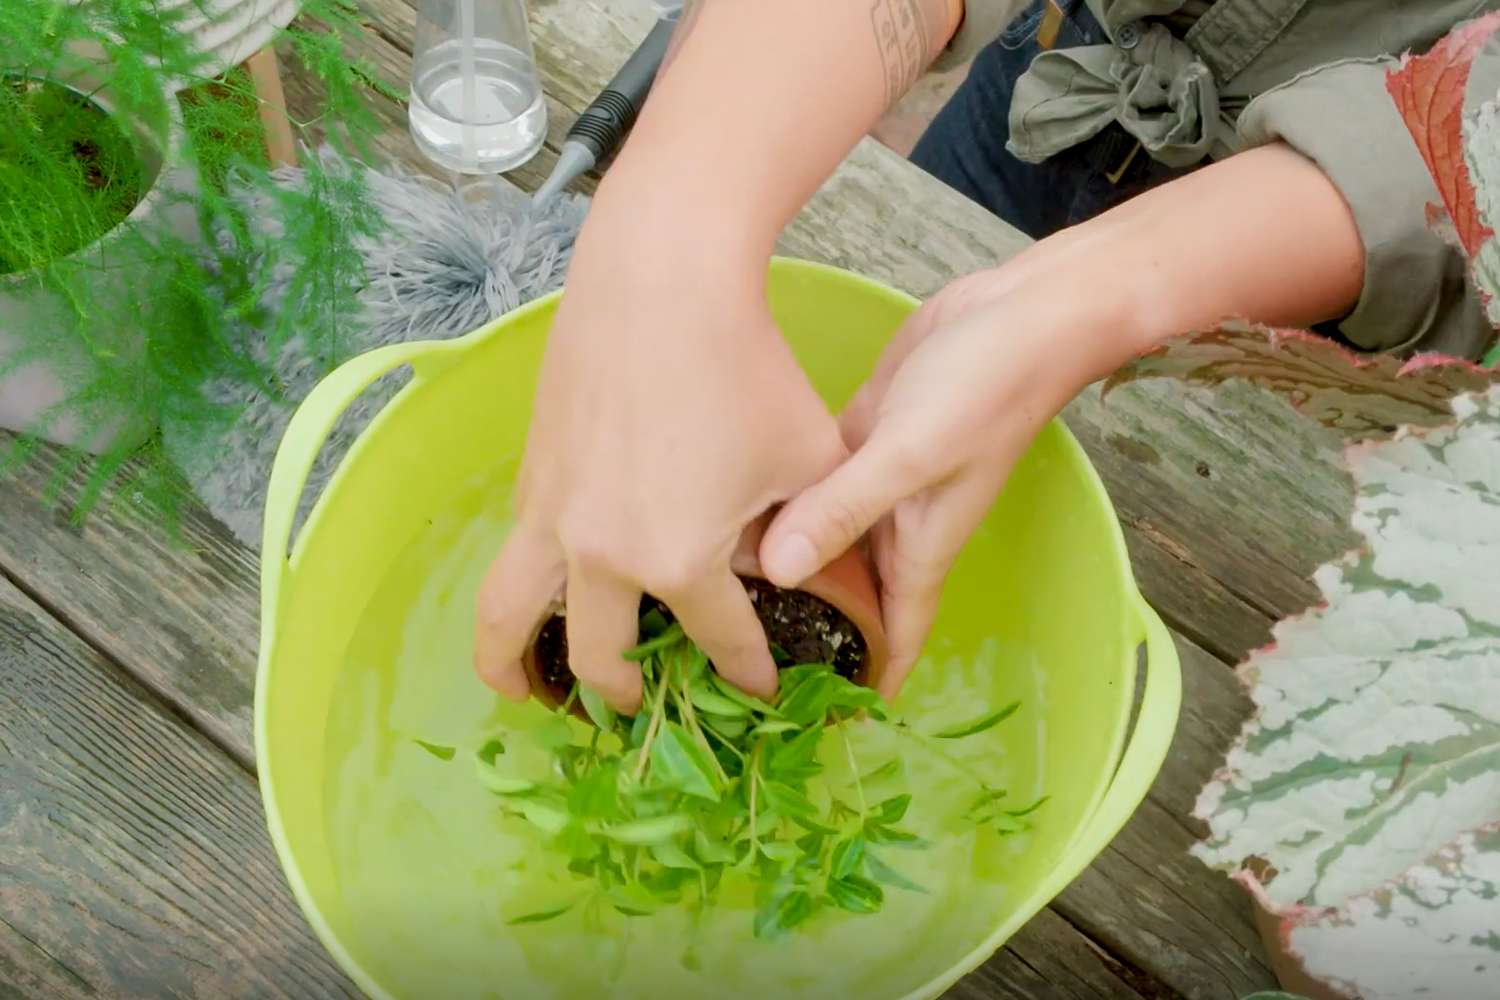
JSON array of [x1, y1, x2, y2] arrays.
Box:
[[0, 1, 1379, 996]]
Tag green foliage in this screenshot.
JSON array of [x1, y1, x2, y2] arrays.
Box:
[[0, 0, 394, 531], [467, 624, 1043, 939]]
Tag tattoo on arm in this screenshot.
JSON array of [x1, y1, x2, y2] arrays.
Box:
[[869, 0, 944, 108]]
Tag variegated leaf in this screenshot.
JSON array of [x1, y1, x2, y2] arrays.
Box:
[[1270, 825, 1500, 1000], [1103, 323, 1498, 440], [1388, 9, 1500, 362], [1194, 387, 1500, 921]]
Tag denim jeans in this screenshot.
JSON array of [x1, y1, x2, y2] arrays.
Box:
[[911, 0, 1192, 239]]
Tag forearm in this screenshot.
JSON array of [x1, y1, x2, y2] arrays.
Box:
[[580, 0, 963, 272], [1002, 143, 1365, 398]]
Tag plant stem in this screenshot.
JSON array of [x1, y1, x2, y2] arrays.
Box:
[[748, 742, 763, 859], [884, 721, 991, 792], [700, 722, 746, 761], [674, 680, 729, 783], [836, 715, 867, 817], [633, 658, 672, 783]]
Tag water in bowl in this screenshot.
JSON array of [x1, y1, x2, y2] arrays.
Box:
[[323, 493, 1042, 999]]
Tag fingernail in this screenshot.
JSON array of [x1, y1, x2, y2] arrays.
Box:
[[765, 533, 819, 586]]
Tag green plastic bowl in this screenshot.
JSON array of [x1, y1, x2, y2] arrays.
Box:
[[256, 258, 1180, 1000]]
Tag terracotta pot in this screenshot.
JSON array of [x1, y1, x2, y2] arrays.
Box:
[[1251, 895, 1355, 1000], [522, 514, 890, 719]]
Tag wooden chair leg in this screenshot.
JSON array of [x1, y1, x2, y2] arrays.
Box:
[[244, 46, 297, 169]]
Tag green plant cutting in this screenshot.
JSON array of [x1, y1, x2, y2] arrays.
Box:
[[422, 608, 1042, 940]]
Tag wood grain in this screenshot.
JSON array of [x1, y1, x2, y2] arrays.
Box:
[[0, 0, 1364, 996], [0, 576, 356, 998]]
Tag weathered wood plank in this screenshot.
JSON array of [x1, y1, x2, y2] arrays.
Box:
[[0, 576, 356, 998], [0, 914, 95, 1000], [0, 468, 259, 766], [1053, 636, 1275, 1000], [962, 909, 1150, 1000]]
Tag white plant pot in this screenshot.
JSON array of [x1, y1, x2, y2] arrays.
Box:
[[67, 0, 302, 88], [164, 0, 302, 84], [0, 69, 197, 454]]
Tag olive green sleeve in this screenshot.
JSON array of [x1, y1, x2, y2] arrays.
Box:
[[1237, 57, 1496, 360], [930, 0, 1027, 72]]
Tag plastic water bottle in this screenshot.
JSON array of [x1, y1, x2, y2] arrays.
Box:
[[409, 0, 547, 174]]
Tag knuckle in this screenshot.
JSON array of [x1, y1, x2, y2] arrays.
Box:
[[820, 495, 872, 548], [641, 554, 707, 599]]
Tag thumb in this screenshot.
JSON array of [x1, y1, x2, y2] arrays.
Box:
[[761, 436, 920, 588]]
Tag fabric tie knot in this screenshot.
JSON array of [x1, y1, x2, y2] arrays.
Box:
[[1007, 22, 1220, 169]]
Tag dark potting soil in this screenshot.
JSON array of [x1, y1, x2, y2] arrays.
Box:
[[533, 580, 870, 706], [1, 77, 146, 274]]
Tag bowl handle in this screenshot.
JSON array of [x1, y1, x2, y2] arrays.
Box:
[[1057, 598, 1183, 874], [259, 339, 463, 630]]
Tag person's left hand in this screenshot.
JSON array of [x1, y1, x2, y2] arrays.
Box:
[[758, 266, 1108, 699]]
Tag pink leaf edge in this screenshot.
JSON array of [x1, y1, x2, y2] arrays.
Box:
[[1104, 322, 1498, 440], [1386, 10, 1500, 261]]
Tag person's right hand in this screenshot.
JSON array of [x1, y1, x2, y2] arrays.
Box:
[[471, 219, 847, 715]]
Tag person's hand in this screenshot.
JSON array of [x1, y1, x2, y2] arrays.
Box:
[[759, 266, 1104, 699], [472, 230, 845, 714]]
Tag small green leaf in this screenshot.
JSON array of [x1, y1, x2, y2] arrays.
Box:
[[651, 722, 722, 801], [827, 874, 883, 914], [931, 701, 1020, 739], [873, 794, 912, 825], [476, 738, 506, 766], [752, 719, 801, 736], [688, 679, 750, 717], [650, 840, 700, 870], [790, 814, 837, 836], [766, 727, 824, 783], [623, 624, 685, 662], [760, 841, 800, 863], [754, 889, 815, 939], [694, 829, 735, 864], [600, 814, 693, 845], [413, 740, 455, 761], [865, 823, 925, 848], [966, 788, 1008, 816], [567, 760, 622, 820], [777, 671, 838, 726], [639, 608, 671, 637], [824, 675, 882, 713], [831, 836, 865, 880], [1005, 795, 1050, 818], [507, 900, 578, 925], [704, 714, 748, 740], [989, 813, 1027, 834], [709, 672, 781, 716], [860, 759, 901, 782], [761, 781, 819, 819], [580, 686, 617, 731], [519, 801, 570, 834], [629, 710, 651, 748], [864, 852, 927, 893]]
